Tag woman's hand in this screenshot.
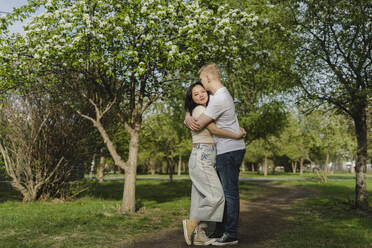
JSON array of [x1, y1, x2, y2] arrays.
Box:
[[184, 113, 201, 131]]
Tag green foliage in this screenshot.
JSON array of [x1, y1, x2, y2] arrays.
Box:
[[240, 101, 288, 141], [288, 0, 371, 119], [140, 110, 191, 174], [244, 139, 266, 163], [199, 0, 300, 149], [0, 165, 9, 180]]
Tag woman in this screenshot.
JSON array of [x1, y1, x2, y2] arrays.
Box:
[[182, 82, 246, 246]]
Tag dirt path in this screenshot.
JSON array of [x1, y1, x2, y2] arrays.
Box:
[[119, 182, 314, 248]]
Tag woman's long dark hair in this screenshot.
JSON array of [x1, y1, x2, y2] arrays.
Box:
[[184, 82, 209, 116]]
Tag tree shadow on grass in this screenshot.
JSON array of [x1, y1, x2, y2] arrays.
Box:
[[87, 180, 192, 203], [0, 179, 192, 205], [0, 182, 22, 203]]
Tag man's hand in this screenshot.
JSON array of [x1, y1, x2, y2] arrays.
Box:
[[184, 114, 201, 131], [238, 127, 246, 138]]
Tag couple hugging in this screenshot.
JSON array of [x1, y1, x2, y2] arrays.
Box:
[[183, 63, 246, 246]]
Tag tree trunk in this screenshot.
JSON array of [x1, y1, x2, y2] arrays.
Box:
[[95, 121, 127, 170], [121, 127, 140, 213], [177, 154, 182, 176], [264, 156, 268, 176], [150, 160, 156, 175], [168, 159, 174, 183], [251, 163, 255, 172], [350, 159, 355, 174], [324, 147, 329, 175], [353, 108, 368, 209], [300, 157, 304, 176], [97, 150, 105, 183], [241, 161, 246, 172], [271, 164, 276, 174], [89, 153, 96, 180], [291, 161, 297, 174], [257, 163, 261, 174]]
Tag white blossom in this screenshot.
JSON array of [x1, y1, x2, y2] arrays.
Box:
[[124, 16, 131, 24]]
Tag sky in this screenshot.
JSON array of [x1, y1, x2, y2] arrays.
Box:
[[0, 0, 27, 12], [0, 0, 43, 33]]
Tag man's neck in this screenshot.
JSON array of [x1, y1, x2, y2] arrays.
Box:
[[209, 81, 224, 94]]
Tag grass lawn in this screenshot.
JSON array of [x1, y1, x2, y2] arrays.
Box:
[[0, 180, 192, 248], [1, 175, 372, 247], [272, 178, 372, 248]]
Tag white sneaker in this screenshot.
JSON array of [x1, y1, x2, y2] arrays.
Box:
[[194, 229, 216, 246], [182, 219, 196, 246]]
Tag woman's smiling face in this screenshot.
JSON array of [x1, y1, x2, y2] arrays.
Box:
[[192, 84, 208, 106]]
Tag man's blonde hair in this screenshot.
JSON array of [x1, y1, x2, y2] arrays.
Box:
[[198, 63, 220, 79]]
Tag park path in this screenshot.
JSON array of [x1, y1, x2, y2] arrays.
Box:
[[118, 182, 314, 248]]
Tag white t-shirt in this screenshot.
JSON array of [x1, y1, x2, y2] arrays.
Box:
[[191, 106, 215, 144], [204, 87, 245, 155]]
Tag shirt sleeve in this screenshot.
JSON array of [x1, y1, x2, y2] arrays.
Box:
[[192, 105, 206, 119], [204, 97, 225, 120]]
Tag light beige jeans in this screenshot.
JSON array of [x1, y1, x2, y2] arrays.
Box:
[[189, 144, 225, 222]]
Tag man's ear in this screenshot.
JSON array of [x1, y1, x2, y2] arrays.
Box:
[[206, 74, 211, 83]]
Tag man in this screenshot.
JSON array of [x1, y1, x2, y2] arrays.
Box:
[[185, 63, 246, 246]]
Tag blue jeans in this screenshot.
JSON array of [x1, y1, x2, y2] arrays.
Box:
[[215, 149, 246, 239]]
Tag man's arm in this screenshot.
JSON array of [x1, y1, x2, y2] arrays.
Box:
[[207, 123, 246, 139], [196, 113, 214, 129]]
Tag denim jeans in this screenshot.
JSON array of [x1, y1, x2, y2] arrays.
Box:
[[215, 149, 246, 239]]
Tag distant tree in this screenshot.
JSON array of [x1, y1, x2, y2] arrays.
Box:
[[245, 139, 266, 173], [276, 114, 303, 174], [140, 90, 192, 181], [277, 110, 356, 179], [141, 113, 180, 182]]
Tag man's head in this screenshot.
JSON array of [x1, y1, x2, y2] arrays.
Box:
[[198, 63, 221, 91]]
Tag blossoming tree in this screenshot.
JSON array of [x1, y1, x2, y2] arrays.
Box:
[[1, 0, 262, 213]]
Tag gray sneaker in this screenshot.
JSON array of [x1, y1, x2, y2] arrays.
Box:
[[193, 229, 216, 246], [212, 233, 238, 246]]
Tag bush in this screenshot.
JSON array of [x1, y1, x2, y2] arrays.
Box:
[[0, 93, 93, 201], [0, 166, 9, 180]]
